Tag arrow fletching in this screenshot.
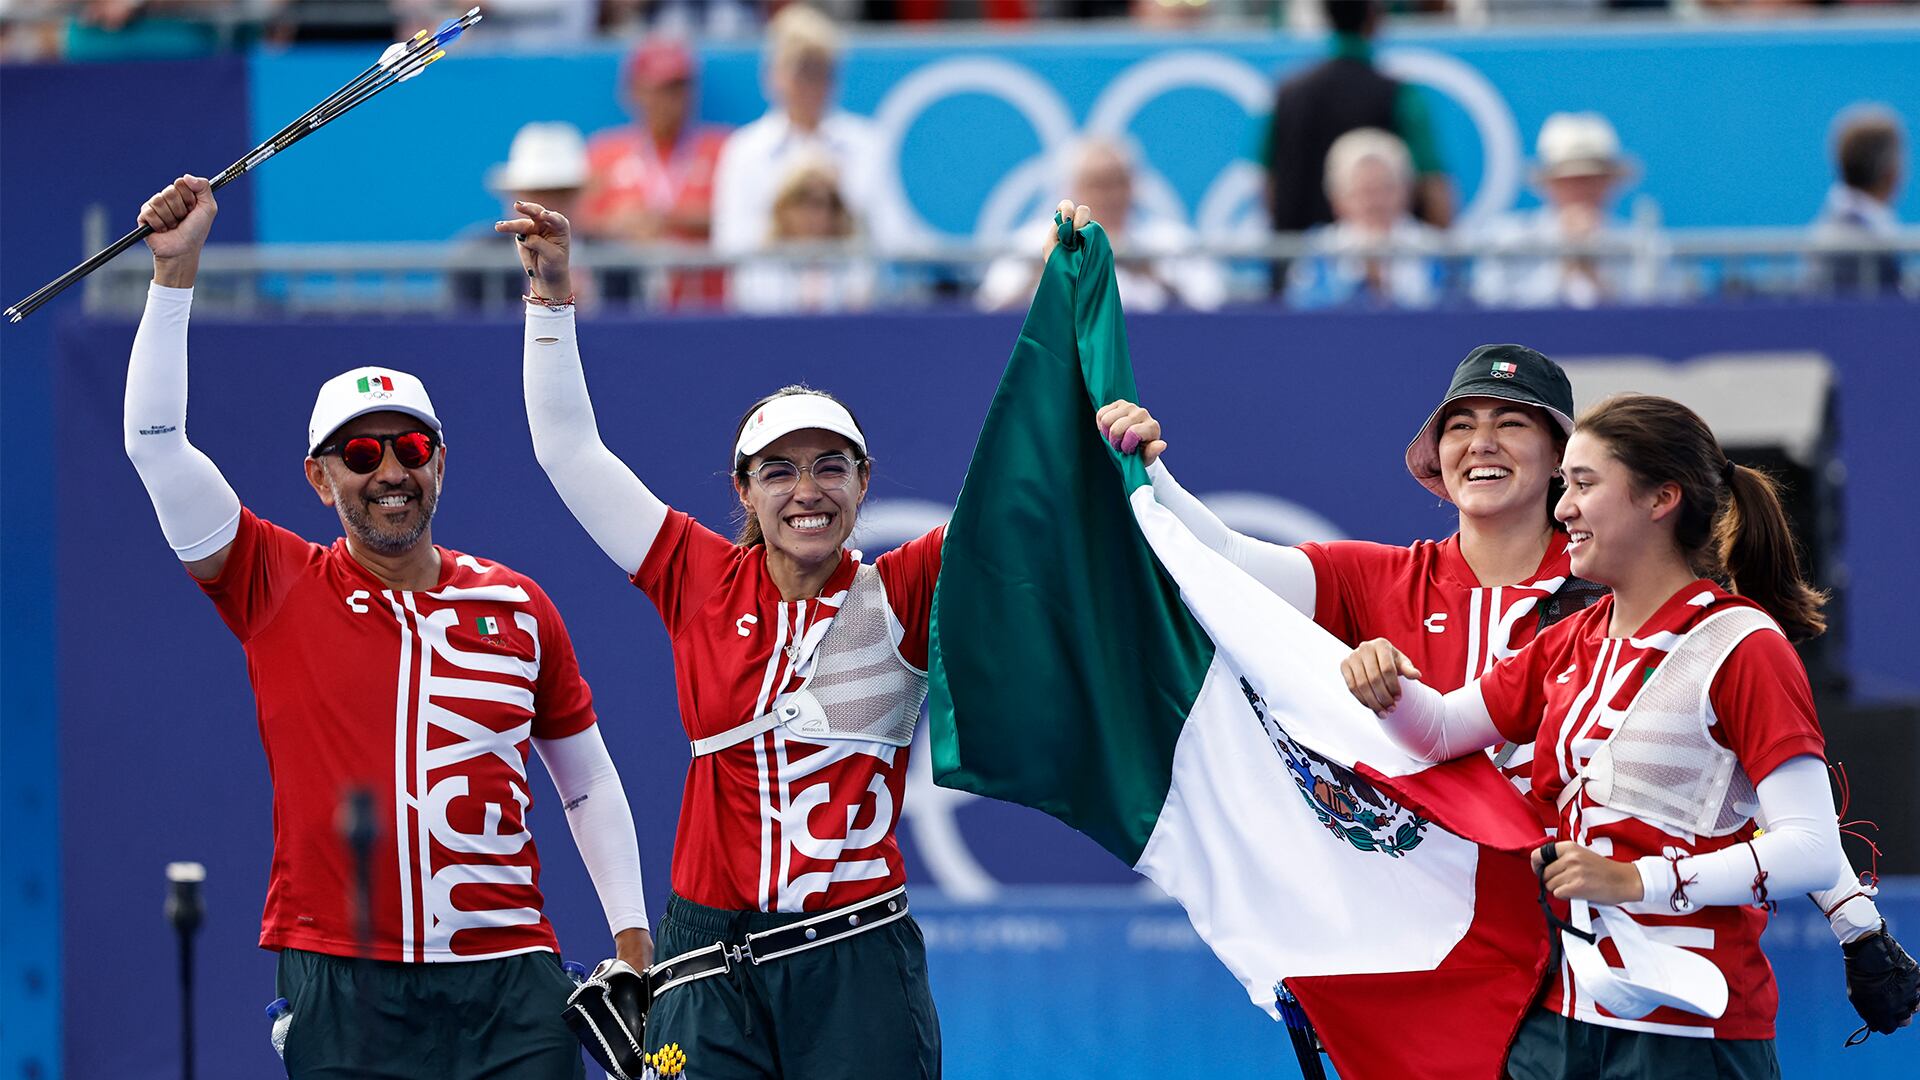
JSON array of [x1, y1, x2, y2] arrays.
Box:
[[397, 50, 446, 83], [435, 7, 482, 46]]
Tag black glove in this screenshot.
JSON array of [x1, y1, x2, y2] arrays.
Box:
[[1843, 921, 1919, 1044], [562, 958, 651, 1079]]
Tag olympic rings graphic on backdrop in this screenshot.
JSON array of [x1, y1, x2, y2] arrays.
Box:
[[867, 47, 1524, 244], [868, 57, 1077, 246]]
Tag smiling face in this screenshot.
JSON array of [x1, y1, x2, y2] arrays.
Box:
[[735, 428, 868, 571], [1435, 397, 1561, 525], [305, 410, 444, 557], [1555, 429, 1681, 585]]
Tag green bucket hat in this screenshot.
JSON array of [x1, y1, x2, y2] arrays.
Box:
[[1405, 344, 1575, 501]]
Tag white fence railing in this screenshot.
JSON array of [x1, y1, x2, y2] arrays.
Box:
[[70, 213, 1920, 317]]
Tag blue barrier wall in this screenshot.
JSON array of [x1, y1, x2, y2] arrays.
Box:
[[51, 299, 1920, 1077], [0, 57, 258, 1080], [245, 21, 1920, 245]]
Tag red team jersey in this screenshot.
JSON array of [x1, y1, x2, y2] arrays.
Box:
[[635, 511, 943, 913], [199, 509, 597, 962], [1301, 532, 1574, 795], [1479, 581, 1825, 1039]]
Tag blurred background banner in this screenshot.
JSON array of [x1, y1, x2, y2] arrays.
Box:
[[47, 298, 1920, 1078], [239, 22, 1920, 244]]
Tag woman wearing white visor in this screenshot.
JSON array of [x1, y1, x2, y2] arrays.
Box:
[[501, 202, 942, 1079]]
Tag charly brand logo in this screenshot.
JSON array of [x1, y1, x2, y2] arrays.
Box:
[[1241, 677, 1428, 858]]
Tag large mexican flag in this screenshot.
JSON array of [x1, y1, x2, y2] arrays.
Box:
[[927, 221, 1552, 1079]]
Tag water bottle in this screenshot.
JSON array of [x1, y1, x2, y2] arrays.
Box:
[[266, 997, 293, 1060]]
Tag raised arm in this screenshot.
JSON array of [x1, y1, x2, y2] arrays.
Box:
[[124, 176, 242, 582], [500, 201, 668, 577], [1094, 398, 1317, 614]]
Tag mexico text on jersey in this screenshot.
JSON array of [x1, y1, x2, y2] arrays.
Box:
[[635, 511, 942, 913], [199, 509, 596, 962]]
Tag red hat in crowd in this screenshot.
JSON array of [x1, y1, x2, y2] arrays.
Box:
[[626, 38, 695, 88]]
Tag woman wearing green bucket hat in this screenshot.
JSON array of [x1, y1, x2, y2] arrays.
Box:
[[1103, 343, 1583, 795], [1098, 341, 1907, 1048]]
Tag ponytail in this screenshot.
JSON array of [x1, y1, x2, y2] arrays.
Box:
[[1578, 395, 1828, 642], [1719, 462, 1828, 642]]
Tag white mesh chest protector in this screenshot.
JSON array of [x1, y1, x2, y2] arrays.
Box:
[[1582, 606, 1776, 837], [690, 564, 926, 757]]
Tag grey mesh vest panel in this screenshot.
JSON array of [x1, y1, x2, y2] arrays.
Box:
[[785, 563, 927, 748], [1584, 606, 1774, 837]]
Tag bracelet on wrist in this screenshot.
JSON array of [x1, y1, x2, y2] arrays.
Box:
[[524, 291, 576, 311]]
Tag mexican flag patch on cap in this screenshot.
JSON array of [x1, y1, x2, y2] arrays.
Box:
[[357, 375, 394, 394], [475, 616, 500, 635], [1490, 361, 1518, 378]]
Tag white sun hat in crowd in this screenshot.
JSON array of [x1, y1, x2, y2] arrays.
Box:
[[486, 121, 589, 193], [1535, 112, 1638, 181]]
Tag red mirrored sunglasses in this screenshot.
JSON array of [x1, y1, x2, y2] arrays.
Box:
[[315, 430, 439, 474]]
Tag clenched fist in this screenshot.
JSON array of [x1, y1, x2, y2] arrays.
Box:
[[140, 175, 218, 287]]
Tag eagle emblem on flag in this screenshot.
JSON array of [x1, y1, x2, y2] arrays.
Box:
[[1240, 678, 1428, 858]]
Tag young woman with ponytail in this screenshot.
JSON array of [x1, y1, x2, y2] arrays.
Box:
[[1340, 393, 1903, 1076]]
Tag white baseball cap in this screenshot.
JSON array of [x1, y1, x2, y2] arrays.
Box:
[[308, 367, 443, 455], [1535, 112, 1633, 180], [486, 122, 589, 193], [734, 393, 866, 462]]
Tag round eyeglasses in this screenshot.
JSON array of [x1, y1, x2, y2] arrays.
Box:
[[744, 453, 860, 497]]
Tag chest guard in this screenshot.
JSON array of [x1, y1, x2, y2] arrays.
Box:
[[691, 564, 927, 757], [1580, 605, 1775, 837]]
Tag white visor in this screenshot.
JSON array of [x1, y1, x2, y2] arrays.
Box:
[[735, 393, 867, 461]]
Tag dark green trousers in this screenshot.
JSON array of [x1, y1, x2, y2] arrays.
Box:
[[646, 891, 941, 1080], [274, 947, 585, 1080], [1506, 1006, 1780, 1080]]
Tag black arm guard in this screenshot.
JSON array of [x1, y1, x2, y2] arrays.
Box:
[[562, 958, 652, 1079], [1843, 921, 1919, 1042]]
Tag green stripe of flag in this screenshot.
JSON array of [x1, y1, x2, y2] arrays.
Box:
[[928, 221, 1214, 866]]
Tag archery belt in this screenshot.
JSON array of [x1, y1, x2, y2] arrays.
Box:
[[646, 886, 911, 1002]]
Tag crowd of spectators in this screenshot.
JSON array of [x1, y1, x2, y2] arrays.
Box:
[[6, 0, 1909, 313], [6, 0, 1913, 59]]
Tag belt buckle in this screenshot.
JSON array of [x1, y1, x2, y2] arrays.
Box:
[[725, 941, 754, 968]]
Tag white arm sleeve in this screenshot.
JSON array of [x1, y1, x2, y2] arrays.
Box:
[[523, 306, 669, 578], [1146, 460, 1317, 615], [124, 283, 241, 562], [1377, 678, 1504, 763], [1808, 851, 1884, 945], [1633, 755, 1844, 911], [533, 724, 649, 936]]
